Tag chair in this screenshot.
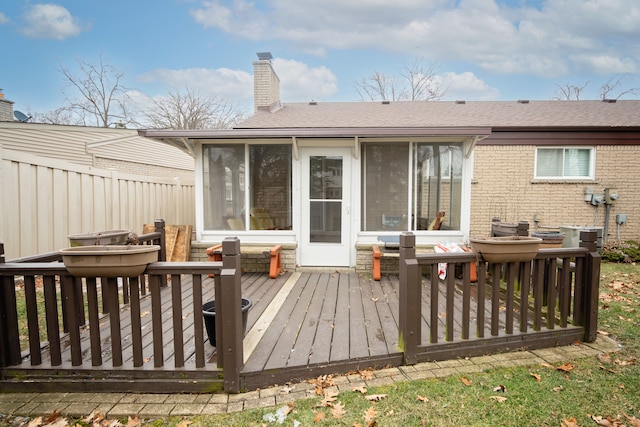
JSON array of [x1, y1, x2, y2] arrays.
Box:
[[428, 211, 445, 230]]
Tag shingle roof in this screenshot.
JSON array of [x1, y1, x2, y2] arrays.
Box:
[[238, 100, 640, 129]]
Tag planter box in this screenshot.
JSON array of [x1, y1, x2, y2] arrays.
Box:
[[469, 236, 542, 263], [68, 230, 131, 246], [60, 245, 160, 278]]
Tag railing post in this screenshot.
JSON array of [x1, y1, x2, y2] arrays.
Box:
[[221, 267, 243, 393], [580, 231, 601, 342], [216, 237, 242, 369], [399, 232, 420, 365], [154, 219, 167, 287]]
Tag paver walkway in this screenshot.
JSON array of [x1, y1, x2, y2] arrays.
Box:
[[0, 336, 618, 421]]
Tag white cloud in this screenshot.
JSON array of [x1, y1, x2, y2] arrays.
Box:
[[188, 0, 640, 78], [137, 67, 254, 101], [21, 4, 84, 40], [272, 58, 338, 101], [0, 12, 9, 25], [435, 71, 501, 101]]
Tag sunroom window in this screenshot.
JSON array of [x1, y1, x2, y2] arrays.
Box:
[[535, 147, 594, 179], [361, 142, 462, 232], [202, 144, 292, 231]]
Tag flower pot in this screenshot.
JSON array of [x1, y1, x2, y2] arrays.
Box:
[[60, 245, 160, 277], [68, 230, 131, 246], [203, 298, 252, 347], [469, 236, 542, 263]]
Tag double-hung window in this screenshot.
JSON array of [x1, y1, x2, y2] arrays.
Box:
[[535, 147, 594, 179]]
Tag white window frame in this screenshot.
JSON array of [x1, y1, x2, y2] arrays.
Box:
[[534, 146, 595, 180]]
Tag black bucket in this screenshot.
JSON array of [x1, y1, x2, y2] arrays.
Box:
[[202, 298, 252, 347]]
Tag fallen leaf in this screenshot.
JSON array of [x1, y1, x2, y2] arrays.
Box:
[[553, 386, 564, 392], [365, 394, 388, 402], [312, 410, 326, 422], [44, 410, 62, 424], [489, 396, 507, 403], [27, 417, 43, 427], [492, 384, 506, 393], [359, 369, 374, 380], [364, 406, 378, 426], [352, 386, 368, 394], [127, 415, 143, 427], [530, 372, 542, 382], [598, 353, 613, 364], [460, 376, 473, 386], [625, 414, 640, 427], [417, 395, 429, 403], [331, 401, 346, 419], [557, 362, 574, 373], [541, 362, 555, 369], [371, 297, 379, 302], [386, 410, 395, 416], [590, 414, 617, 426], [561, 417, 580, 427]]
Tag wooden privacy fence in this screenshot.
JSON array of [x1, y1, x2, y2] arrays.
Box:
[[398, 231, 601, 365], [0, 220, 246, 393], [0, 148, 195, 260]]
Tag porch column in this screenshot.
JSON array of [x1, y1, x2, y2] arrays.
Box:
[[580, 231, 601, 342], [399, 232, 420, 365]]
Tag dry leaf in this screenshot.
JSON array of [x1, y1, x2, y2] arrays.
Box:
[[364, 406, 378, 425], [460, 376, 473, 386], [489, 395, 507, 403], [352, 386, 368, 394], [553, 386, 564, 392], [359, 369, 374, 380], [590, 415, 617, 426], [416, 395, 429, 403], [371, 297, 379, 302], [386, 410, 395, 416], [530, 372, 542, 382], [625, 414, 640, 427], [127, 415, 143, 427], [492, 384, 506, 393], [365, 394, 388, 402], [27, 417, 43, 427], [598, 353, 613, 364], [557, 362, 574, 373], [541, 362, 555, 369], [312, 410, 326, 422], [561, 417, 580, 427], [331, 401, 346, 419], [44, 410, 62, 424]]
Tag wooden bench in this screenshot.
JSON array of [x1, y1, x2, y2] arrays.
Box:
[[206, 244, 282, 279]]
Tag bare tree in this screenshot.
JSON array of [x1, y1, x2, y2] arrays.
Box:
[[58, 55, 133, 127], [142, 88, 246, 130], [599, 75, 640, 100], [552, 81, 590, 100], [553, 75, 639, 100], [355, 58, 445, 102]]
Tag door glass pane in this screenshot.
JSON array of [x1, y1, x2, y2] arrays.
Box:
[[310, 156, 343, 200], [309, 156, 343, 243], [310, 201, 342, 243]]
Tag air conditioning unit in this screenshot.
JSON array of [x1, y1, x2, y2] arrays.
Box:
[[560, 226, 603, 250]]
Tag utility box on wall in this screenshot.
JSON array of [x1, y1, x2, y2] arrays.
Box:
[[560, 226, 603, 250]]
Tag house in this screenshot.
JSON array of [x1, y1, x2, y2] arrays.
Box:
[[140, 53, 640, 273]]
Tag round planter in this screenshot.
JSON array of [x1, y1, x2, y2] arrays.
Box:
[[60, 245, 160, 278], [203, 298, 252, 347], [68, 230, 131, 246], [469, 236, 542, 263]]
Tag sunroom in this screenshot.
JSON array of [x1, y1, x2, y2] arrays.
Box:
[[140, 127, 490, 270]]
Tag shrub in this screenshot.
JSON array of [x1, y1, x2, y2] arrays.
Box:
[[601, 240, 640, 263]]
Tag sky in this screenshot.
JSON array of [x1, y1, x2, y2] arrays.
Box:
[[1, 0, 639, 121]]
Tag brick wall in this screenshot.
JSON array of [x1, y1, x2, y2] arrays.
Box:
[[0, 97, 14, 122], [471, 144, 640, 242], [253, 60, 280, 112]]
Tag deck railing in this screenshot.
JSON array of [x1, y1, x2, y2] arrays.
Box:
[[0, 221, 245, 393], [398, 231, 601, 365]]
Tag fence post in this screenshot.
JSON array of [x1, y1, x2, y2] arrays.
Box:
[[399, 232, 420, 365], [221, 267, 243, 393], [215, 237, 242, 369], [580, 231, 600, 342]]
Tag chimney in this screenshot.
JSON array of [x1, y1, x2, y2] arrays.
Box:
[[253, 52, 281, 112], [0, 89, 15, 122]]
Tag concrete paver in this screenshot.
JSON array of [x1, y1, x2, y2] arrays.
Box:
[[0, 336, 620, 423]]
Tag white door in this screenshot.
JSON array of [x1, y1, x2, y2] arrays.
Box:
[[300, 147, 352, 266]]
